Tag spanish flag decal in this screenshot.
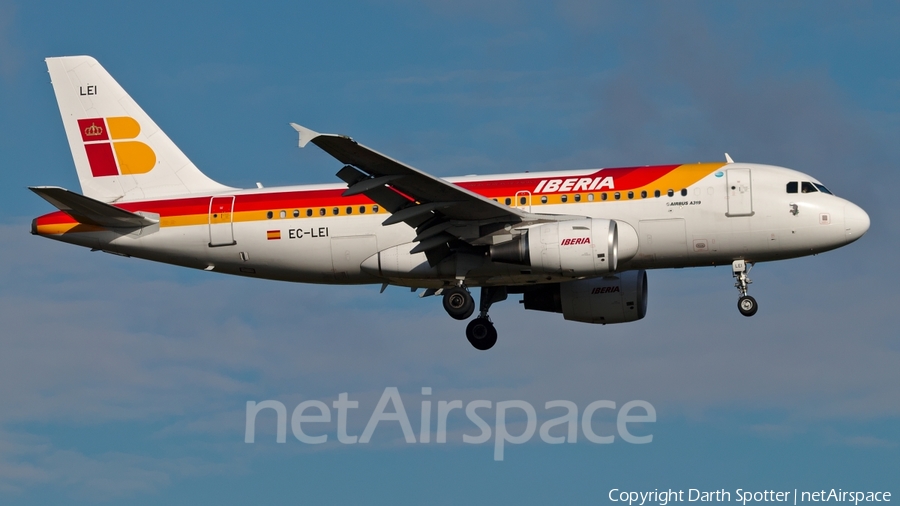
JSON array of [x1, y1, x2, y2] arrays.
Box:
[[266, 230, 281, 240]]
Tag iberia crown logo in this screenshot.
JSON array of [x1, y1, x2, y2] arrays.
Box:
[[77, 117, 156, 177], [84, 123, 104, 137]]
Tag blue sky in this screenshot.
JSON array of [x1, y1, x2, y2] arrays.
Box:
[[1, 1, 898, 503]]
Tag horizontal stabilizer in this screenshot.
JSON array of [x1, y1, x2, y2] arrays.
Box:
[[29, 186, 158, 228]]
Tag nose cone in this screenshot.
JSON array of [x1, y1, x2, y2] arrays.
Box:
[[844, 202, 870, 243]]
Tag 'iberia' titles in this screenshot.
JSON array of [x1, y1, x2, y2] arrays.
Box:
[[534, 176, 614, 194]]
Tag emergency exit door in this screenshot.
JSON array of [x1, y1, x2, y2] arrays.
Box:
[[515, 191, 532, 212], [726, 169, 754, 217], [208, 196, 236, 246]]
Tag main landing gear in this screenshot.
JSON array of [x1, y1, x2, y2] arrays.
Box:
[[441, 285, 506, 350], [442, 286, 475, 320], [466, 318, 497, 351], [732, 259, 758, 317]]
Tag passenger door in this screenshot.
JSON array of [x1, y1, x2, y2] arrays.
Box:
[[208, 196, 236, 247], [726, 169, 753, 217]]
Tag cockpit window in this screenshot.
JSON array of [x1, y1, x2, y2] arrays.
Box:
[[786, 182, 798, 193], [801, 182, 818, 193], [813, 183, 833, 195]]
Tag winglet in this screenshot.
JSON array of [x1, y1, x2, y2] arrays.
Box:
[[725, 153, 735, 164], [290, 123, 320, 148]]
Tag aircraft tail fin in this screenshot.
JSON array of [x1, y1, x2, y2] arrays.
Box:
[[45, 56, 231, 203]]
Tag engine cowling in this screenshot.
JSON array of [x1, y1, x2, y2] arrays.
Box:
[[519, 270, 648, 324], [491, 219, 638, 278]]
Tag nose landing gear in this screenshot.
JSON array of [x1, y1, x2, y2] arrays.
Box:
[[732, 259, 758, 317]]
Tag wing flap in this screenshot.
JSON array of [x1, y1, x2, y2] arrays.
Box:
[[343, 174, 404, 196], [335, 164, 413, 215]]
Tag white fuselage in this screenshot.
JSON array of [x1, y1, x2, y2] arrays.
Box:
[[38, 163, 869, 290]]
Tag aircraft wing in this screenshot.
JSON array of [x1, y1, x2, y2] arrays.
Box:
[[291, 123, 530, 221], [30, 186, 159, 228], [291, 123, 555, 261]]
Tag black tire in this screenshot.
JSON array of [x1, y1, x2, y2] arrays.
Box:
[[466, 318, 498, 350], [443, 287, 475, 320], [738, 295, 758, 317]]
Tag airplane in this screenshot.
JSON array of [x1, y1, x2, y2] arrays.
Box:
[[30, 56, 870, 350]]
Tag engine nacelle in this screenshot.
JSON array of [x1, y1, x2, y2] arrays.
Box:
[[520, 270, 648, 324], [491, 218, 639, 278]]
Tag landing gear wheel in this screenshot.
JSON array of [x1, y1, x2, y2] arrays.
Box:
[[738, 295, 758, 317], [466, 317, 498, 350], [443, 287, 475, 320], [732, 260, 758, 317]]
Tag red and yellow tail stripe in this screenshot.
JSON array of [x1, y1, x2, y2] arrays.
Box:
[[33, 162, 725, 236]]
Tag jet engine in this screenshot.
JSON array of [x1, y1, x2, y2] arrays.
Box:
[[490, 219, 639, 278], [518, 270, 648, 324]]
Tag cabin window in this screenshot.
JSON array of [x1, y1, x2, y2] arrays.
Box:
[[627, 191, 634, 199], [332, 207, 339, 215], [505, 197, 511, 205], [814, 183, 833, 195], [561, 195, 568, 203], [319, 208, 326, 216], [786, 182, 798, 193], [518, 196, 526, 205], [373, 205, 379, 213], [306, 209, 313, 217], [601, 193, 608, 201], [667, 189, 674, 197], [266, 211, 273, 219], [614, 192, 621, 200], [292, 209, 300, 218], [540, 195, 548, 204], [640, 190, 647, 198], [280, 210, 286, 219], [654, 190, 661, 198], [801, 182, 818, 193], [681, 188, 688, 197], [574, 194, 581, 202], [346, 207, 353, 215], [359, 206, 366, 214], [587, 193, 595, 202]]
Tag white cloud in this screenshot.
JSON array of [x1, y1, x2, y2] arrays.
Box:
[[4, 223, 896, 432], [0, 428, 238, 500]]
